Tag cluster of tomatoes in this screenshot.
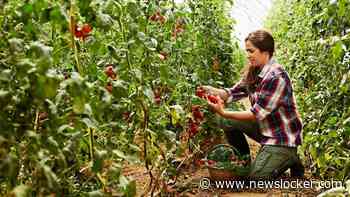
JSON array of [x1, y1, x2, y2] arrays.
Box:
[[187, 87, 221, 138], [195, 86, 221, 104], [195, 158, 216, 167], [73, 23, 92, 41], [158, 51, 168, 61], [229, 155, 249, 167], [212, 56, 220, 71], [153, 88, 162, 105], [104, 65, 117, 93], [172, 19, 185, 39], [149, 10, 184, 40], [149, 11, 166, 24]]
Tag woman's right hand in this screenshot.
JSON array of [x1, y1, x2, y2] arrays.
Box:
[[198, 85, 229, 101], [201, 85, 215, 95]]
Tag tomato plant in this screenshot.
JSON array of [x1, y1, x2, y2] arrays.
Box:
[[0, 0, 243, 195], [267, 0, 350, 180]]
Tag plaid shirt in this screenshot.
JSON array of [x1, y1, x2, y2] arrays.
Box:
[[226, 59, 302, 147]]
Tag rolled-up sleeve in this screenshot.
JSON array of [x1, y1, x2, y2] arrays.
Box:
[[225, 79, 248, 103], [250, 77, 286, 120]]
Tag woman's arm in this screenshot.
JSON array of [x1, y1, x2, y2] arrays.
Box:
[[207, 98, 256, 121], [202, 86, 229, 101], [201, 80, 248, 103], [219, 110, 256, 121]]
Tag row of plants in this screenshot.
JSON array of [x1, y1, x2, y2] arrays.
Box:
[[0, 0, 244, 195], [266, 0, 350, 180]]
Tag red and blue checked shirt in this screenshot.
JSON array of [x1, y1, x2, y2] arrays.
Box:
[[225, 59, 303, 147]]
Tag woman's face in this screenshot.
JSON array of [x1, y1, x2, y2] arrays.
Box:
[[245, 40, 270, 67]]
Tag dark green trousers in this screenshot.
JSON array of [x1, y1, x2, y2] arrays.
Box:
[[218, 118, 304, 178]]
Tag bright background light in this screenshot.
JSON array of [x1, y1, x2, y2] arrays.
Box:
[[231, 0, 273, 47], [173, 0, 273, 48]]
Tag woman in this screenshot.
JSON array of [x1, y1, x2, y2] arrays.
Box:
[[202, 29, 304, 178]]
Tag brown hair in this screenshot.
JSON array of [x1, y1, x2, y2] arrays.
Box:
[[242, 30, 275, 91]]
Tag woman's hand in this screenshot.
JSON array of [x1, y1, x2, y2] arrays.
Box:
[[200, 85, 229, 101], [206, 93, 256, 121], [207, 95, 225, 116], [200, 85, 215, 95]]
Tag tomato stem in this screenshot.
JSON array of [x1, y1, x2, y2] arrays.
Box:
[[69, 0, 82, 74], [34, 109, 39, 132], [88, 128, 94, 162]]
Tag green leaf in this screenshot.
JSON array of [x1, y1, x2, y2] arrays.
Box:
[[45, 99, 57, 115], [338, 0, 346, 17], [0, 69, 11, 81], [92, 150, 107, 173], [47, 136, 59, 148], [109, 80, 128, 98], [119, 176, 136, 197], [160, 64, 169, 83], [331, 41, 344, 61], [162, 129, 176, 141], [88, 190, 104, 197], [328, 130, 337, 138], [73, 96, 86, 114], [170, 105, 184, 125], [97, 12, 113, 29], [30, 41, 52, 58], [129, 144, 141, 152], [127, 1, 140, 18], [104, 0, 122, 18], [49, 6, 68, 24], [82, 118, 96, 128], [41, 164, 59, 189], [113, 149, 127, 159], [57, 125, 74, 134], [143, 87, 154, 101], [137, 32, 146, 41], [343, 117, 350, 125], [22, 4, 33, 14], [0, 90, 9, 98], [9, 38, 24, 53], [131, 68, 142, 81], [145, 38, 157, 51], [10, 185, 31, 197]]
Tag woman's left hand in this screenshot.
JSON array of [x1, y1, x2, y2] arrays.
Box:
[[207, 95, 225, 116]]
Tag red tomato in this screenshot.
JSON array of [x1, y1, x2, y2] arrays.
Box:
[[195, 159, 205, 166], [188, 120, 199, 137], [122, 112, 131, 121], [74, 29, 83, 38], [212, 56, 220, 71], [154, 96, 161, 105], [106, 82, 113, 93], [82, 24, 92, 34], [207, 95, 219, 104], [192, 110, 204, 122], [195, 87, 206, 98], [158, 53, 167, 61], [74, 24, 92, 40], [230, 155, 237, 161], [105, 65, 117, 79], [158, 15, 166, 24], [207, 160, 216, 166], [149, 14, 156, 21], [149, 11, 166, 24]]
